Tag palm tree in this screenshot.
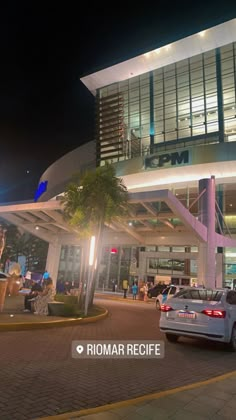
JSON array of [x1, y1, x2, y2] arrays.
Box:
[[62, 163, 129, 314]]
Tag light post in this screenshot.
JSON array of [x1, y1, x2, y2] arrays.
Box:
[[84, 236, 96, 316]]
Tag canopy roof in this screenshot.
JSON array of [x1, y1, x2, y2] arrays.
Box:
[[0, 190, 235, 248]]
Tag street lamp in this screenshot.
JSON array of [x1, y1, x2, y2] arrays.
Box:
[[84, 236, 96, 316]]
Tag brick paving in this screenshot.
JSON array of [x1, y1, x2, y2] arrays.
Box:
[[0, 298, 235, 419]]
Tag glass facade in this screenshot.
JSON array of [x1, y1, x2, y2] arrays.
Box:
[[58, 245, 81, 285], [97, 43, 236, 165], [91, 32, 236, 289]]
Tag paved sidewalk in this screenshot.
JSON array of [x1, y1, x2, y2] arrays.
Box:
[[0, 295, 107, 330], [41, 371, 236, 419], [95, 291, 153, 303], [0, 295, 63, 323]]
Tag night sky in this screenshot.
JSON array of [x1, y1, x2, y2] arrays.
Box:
[[0, 2, 235, 202]]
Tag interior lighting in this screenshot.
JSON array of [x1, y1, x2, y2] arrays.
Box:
[[35, 226, 39, 230], [128, 222, 133, 226]]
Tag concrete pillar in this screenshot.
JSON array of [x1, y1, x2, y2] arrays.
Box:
[[197, 243, 207, 286], [198, 176, 216, 288], [216, 253, 223, 288], [45, 240, 62, 288], [184, 246, 191, 276]]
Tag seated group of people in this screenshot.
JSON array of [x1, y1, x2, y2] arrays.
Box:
[[24, 278, 55, 315]]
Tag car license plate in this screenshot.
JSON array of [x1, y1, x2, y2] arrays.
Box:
[[178, 311, 196, 319]]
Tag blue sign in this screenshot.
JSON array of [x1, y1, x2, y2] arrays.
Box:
[[34, 181, 48, 201]]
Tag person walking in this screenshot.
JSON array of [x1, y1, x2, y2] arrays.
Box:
[[132, 282, 138, 300], [122, 279, 129, 298]]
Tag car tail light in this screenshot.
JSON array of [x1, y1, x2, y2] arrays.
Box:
[[201, 309, 226, 318], [161, 304, 173, 312]]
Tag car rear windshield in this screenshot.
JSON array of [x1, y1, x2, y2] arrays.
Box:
[[174, 289, 223, 301]]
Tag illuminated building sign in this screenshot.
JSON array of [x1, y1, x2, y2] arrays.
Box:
[[145, 150, 189, 169], [34, 181, 48, 201]]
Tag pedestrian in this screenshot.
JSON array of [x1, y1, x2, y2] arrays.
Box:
[[132, 282, 138, 300], [42, 270, 50, 285], [143, 283, 149, 302], [122, 279, 129, 298]]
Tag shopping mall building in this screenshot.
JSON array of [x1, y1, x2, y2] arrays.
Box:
[[1, 18, 236, 289]]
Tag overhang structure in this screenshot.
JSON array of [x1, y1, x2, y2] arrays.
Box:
[[1, 183, 236, 287], [81, 19, 236, 95]]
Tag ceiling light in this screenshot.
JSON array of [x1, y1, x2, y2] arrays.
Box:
[[199, 31, 206, 37], [35, 226, 39, 230]]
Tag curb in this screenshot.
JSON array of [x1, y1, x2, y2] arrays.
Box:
[[95, 294, 153, 304], [0, 307, 108, 331], [38, 370, 236, 419]]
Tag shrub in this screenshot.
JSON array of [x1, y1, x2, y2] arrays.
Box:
[[55, 294, 78, 305], [61, 303, 79, 317]]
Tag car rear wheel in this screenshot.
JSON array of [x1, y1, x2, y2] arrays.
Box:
[[156, 300, 160, 310], [166, 333, 179, 343], [228, 324, 236, 352]]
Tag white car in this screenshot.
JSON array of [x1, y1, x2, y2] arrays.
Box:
[[155, 285, 185, 310], [159, 288, 236, 351]]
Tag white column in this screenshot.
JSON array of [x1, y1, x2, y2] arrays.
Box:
[[197, 243, 207, 286], [45, 240, 62, 288], [206, 176, 216, 288], [198, 176, 216, 288]]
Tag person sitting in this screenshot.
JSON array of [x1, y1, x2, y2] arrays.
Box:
[[23, 280, 43, 312], [42, 270, 50, 286], [33, 278, 55, 315]]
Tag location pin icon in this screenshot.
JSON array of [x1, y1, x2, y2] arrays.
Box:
[[76, 345, 84, 354]]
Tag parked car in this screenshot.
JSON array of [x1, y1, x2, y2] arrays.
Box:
[[147, 283, 167, 298], [159, 288, 236, 351], [155, 285, 185, 309]]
